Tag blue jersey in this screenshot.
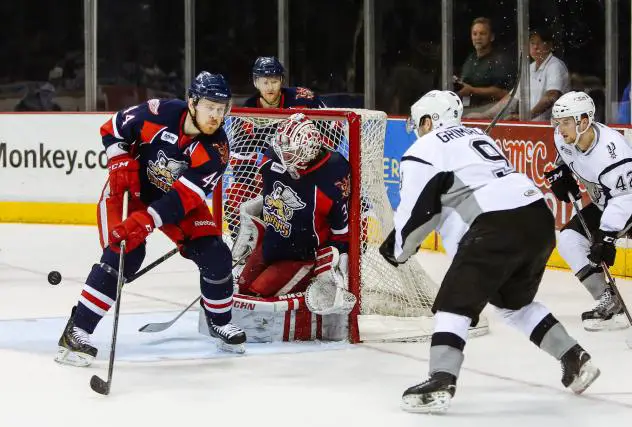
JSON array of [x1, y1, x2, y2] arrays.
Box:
[[243, 87, 326, 109], [100, 98, 229, 226], [258, 149, 350, 263]]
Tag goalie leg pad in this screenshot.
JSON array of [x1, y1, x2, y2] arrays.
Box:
[[241, 259, 315, 297]]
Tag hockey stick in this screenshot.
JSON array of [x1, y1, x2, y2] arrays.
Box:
[[90, 191, 129, 396], [126, 248, 179, 283], [484, 50, 523, 134], [138, 248, 252, 333], [568, 193, 632, 330]]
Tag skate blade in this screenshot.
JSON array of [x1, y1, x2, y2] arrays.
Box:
[[583, 314, 630, 332], [569, 361, 600, 394], [401, 391, 452, 414], [216, 341, 246, 355], [54, 346, 94, 367]]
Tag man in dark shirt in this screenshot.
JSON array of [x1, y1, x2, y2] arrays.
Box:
[[455, 17, 514, 114]]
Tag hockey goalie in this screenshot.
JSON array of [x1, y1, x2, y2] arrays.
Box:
[[200, 113, 357, 342]]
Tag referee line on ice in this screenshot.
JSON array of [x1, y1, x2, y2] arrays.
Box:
[[361, 344, 632, 410]]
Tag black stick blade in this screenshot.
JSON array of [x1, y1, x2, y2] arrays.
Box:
[[90, 375, 110, 395]]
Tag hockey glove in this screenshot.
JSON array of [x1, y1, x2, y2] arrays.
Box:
[[379, 230, 402, 267], [588, 230, 617, 267], [108, 154, 141, 199], [109, 210, 155, 253], [544, 164, 581, 203]]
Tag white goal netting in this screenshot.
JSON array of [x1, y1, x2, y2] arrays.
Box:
[[222, 107, 440, 342]]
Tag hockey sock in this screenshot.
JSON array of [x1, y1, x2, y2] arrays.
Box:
[[494, 301, 577, 360], [576, 265, 607, 300], [201, 273, 234, 326], [530, 313, 577, 360], [428, 311, 471, 378], [183, 236, 234, 326], [74, 246, 145, 333]]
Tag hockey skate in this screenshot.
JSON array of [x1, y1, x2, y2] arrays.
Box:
[[560, 344, 600, 394], [205, 314, 247, 354], [581, 288, 629, 331], [54, 306, 97, 367], [401, 372, 457, 414]]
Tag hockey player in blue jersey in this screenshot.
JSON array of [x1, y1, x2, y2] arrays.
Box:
[[230, 113, 354, 314], [55, 72, 247, 367], [226, 57, 327, 238], [243, 56, 326, 109]]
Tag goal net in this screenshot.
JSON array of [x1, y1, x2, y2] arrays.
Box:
[[221, 107, 440, 342]]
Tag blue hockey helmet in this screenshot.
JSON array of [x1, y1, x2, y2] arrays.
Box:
[[188, 71, 232, 104], [252, 56, 285, 80]]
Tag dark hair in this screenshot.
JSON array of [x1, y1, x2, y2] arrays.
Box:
[[471, 17, 493, 34], [529, 27, 554, 43]]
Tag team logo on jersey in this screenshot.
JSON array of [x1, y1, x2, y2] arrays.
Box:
[[607, 142, 617, 159], [334, 175, 351, 198], [213, 141, 230, 165], [295, 87, 314, 100], [161, 131, 178, 144], [263, 181, 306, 237], [147, 150, 188, 192], [148, 99, 160, 115]]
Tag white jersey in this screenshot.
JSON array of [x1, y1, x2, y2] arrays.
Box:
[[553, 122, 632, 233], [393, 125, 543, 260]]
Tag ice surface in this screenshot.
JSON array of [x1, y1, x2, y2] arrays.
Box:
[[0, 224, 630, 426]]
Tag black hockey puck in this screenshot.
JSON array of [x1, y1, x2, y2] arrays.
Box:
[[48, 270, 62, 285]]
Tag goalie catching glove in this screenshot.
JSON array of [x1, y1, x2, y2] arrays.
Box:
[[232, 196, 266, 263], [305, 246, 356, 315]]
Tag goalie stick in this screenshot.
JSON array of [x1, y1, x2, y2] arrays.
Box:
[[484, 50, 523, 134], [568, 193, 632, 348]]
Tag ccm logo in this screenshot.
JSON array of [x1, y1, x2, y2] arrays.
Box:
[[233, 301, 256, 310], [109, 161, 129, 171], [194, 220, 216, 227]]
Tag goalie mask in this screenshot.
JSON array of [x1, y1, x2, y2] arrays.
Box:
[[273, 113, 322, 174]]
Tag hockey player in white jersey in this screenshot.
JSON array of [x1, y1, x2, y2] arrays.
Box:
[[545, 91, 630, 331], [379, 90, 600, 414]]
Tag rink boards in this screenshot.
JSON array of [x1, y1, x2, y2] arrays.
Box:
[[1, 112, 632, 276]]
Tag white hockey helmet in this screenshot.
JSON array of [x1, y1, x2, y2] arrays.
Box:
[[407, 90, 463, 137], [551, 91, 595, 143], [273, 113, 322, 172], [551, 91, 595, 124]]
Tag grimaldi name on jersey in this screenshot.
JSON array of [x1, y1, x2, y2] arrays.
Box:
[[435, 126, 486, 143]]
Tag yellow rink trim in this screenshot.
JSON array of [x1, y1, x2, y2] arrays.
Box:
[[3, 201, 632, 279], [0, 201, 98, 225]]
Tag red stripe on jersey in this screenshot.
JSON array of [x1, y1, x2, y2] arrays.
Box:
[[300, 151, 331, 175], [172, 180, 205, 213], [140, 121, 165, 144], [81, 290, 111, 311], [190, 143, 211, 168], [314, 188, 333, 245], [100, 117, 115, 137]]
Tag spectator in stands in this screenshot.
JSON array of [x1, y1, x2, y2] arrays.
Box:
[[616, 82, 630, 124], [454, 17, 514, 115], [14, 82, 62, 112], [467, 27, 570, 122]]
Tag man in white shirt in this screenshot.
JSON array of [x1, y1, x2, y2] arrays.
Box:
[[467, 27, 570, 121], [379, 90, 599, 414]]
